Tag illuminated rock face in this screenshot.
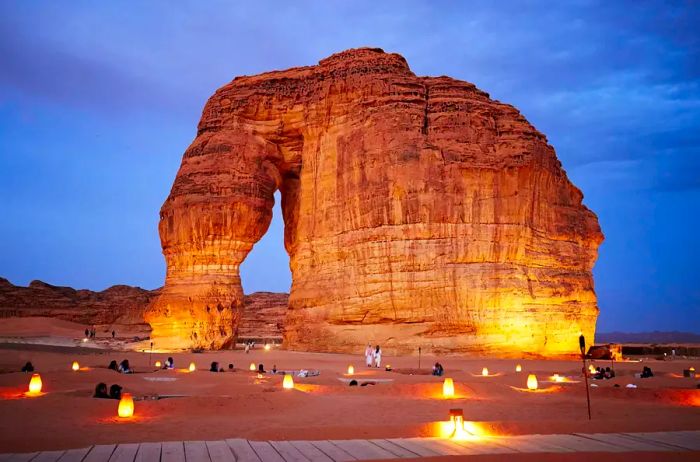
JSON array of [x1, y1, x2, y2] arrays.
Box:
[[146, 48, 603, 355]]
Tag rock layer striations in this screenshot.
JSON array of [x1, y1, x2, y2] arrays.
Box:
[[146, 48, 603, 355]]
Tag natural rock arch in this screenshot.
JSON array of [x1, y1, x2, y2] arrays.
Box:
[[145, 48, 603, 356]]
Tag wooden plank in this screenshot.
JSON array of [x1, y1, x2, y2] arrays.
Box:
[[84, 445, 117, 462], [269, 442, 309, 462], [58, 447, 91, 462], [405, 438, 464, 456], [288, 442, 333, 462], [225, 439, 261, 462], [134, 443, 161, 462], [328, 440, 394, 461], [386, 439, 442, 458], [525, 434, 623, 453], [33, 452, 65, 462], [492, 435, 573, 453], [109, 444, 139, 462], [623, 432, 700, 451], [5, 454, 38, 462], [307, 442, 355, 462], [248, 442, 284, 462], [184, 441, 209, 462], [161, 442, 185, 462], [367, 440, 418, 458], [205, 441, 235, 462], [447, 437, 517, 455], [574, 433, 675, 452]]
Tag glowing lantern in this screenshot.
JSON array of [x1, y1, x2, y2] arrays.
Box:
[[257, 373, 263, 379], [481, 367, 489, 376], [155, 360, 162, 368], [443, 378, 455, 398], [188, 362, 196, 372], [71, 361, 80, 371], [552, 373, 564, 383], [447, 408, 470, 440], [249, 362, 256, 371], [527, 374, 538, 390], [28, 373, 42, 395], [515, 364, 522, 372], [690, 367, 695, 372], [282, 374, 294, 389], [347, 365, 354, 375], [117, 393, 134, 418], [588, 364, 596, 374], [264, 344, 271, 351]]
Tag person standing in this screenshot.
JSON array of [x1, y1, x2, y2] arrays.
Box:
[[365, 343, 373, 367], [112, 330, 116, 339], [374, 345, 382, 368], [84, 328, 89, 338]]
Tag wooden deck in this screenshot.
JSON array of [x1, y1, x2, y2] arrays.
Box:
[[1, 431, 698, 461]]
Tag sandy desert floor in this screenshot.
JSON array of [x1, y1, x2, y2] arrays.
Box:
[[0, 319, 698, 453]]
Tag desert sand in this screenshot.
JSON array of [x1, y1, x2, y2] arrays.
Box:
[[0, 318, 698, 454]]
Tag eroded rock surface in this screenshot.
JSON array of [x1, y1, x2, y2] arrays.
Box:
[[0, 277, 155, 331], [147, 48, 603, 356]]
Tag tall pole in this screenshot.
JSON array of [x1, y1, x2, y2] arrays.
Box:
[[149, 342, 153, 368], [418, 347, 422, 370], [580, 334, 592, 420]]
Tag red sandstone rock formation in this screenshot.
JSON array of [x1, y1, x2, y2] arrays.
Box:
[[0, 277, 155, 331], [238, 292, 288, 342], [0, 277, 287, 342], [147, 48, 603, 356]]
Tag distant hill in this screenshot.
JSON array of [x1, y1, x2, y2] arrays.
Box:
[[597, 331, 700, 344]]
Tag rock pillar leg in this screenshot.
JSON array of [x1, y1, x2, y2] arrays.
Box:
[[145, 130, 281, 349]]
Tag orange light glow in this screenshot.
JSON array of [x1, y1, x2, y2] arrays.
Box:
[[481, 367, 489, 376], [551, 373, 564, 383], [588, 364, 596, 374], [264, 344, 271, 351], [188, 362, 196, 372], [71, 361, 80, 371], [347, 365, 354, 375], [527, 374, 538, 390], [443, 378, 455, 398], [249, 363, 256, 371], [117, 393, 134, 418], [27, 373, 42, 395], [283, 374, 294, 389], [438, 409, 479, 441], [515, 364, 522, 372], [155, 361, 162, 368]]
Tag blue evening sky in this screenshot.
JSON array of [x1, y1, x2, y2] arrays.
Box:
[[1, 1, 698, 333]]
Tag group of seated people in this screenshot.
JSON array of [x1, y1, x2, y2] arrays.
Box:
[[592, 366, 616, 380], [432, 362, 445, 376], [108, 359, 133, 374], [640, 366, 654, 378], [209, 362, 237, 372], [93, 382, 123, 400]]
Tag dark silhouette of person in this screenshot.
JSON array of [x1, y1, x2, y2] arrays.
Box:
[[94, 382, 110, 399], [258, 363, 265, 373], [118, 359, 131, 373], [164, 357, 174, 369], [112, 330, 116, 339], [21, 361, 34, 372], [210, 361, 219, 372], [109, 384, 122, 400], [228, 363, 234, 371], [108, 360, 118, 371], [85, 328, 89, 338]]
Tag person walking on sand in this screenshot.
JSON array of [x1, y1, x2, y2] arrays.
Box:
[[374, 345, 382, 368], [365, 343, 373, 367]]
